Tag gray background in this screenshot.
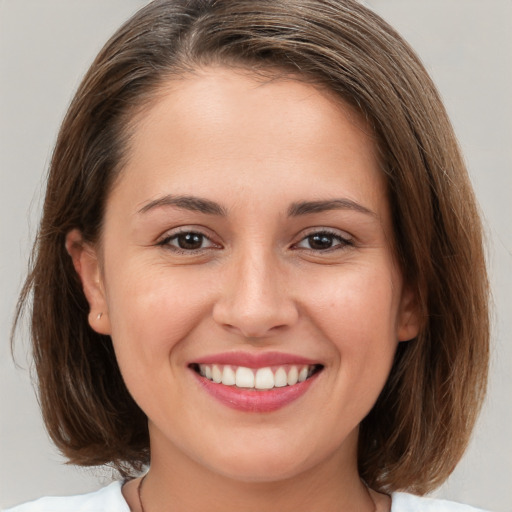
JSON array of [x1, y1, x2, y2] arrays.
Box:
[[1, 1, 510, 510]]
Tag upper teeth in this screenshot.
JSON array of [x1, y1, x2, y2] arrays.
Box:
[[198, 364, 315, 390]]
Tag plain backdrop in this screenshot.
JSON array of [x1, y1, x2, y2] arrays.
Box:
[[1, 1, 511, 510]]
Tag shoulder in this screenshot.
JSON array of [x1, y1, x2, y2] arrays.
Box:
[[391, 492, 490, 512], [2, 481, 129, 512]]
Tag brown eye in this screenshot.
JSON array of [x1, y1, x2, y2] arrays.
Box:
[[175, 232, 204, 250], [160, 231, 216, 252], [307, 234, 336, 250], [295, 230, 352, 251]]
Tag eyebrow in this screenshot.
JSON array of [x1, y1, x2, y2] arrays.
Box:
[[138, 195, 227, 216], [287, 199, 376, 217], [137, 195, 375, 218]]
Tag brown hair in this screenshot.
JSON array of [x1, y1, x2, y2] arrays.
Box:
[[14, 0, 489, 493]]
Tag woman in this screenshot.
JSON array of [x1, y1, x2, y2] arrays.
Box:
[[7, 0, 491, 510]]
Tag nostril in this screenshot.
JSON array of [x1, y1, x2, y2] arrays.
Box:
[[212, 292, 300, 339]]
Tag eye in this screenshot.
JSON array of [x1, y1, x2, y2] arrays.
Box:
[[158, 231, 217, 252], [295, 230, 353, 251]]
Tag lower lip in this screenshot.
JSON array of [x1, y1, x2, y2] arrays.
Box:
[[192, 370, 320, 413]]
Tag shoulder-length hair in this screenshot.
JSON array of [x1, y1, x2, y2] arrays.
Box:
[[14, 0, 489, 494]]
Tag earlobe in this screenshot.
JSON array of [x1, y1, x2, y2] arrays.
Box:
[[65, 229, 111, 335], [397, 287, 421, 342]]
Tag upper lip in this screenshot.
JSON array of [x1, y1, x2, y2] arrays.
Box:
[[190, 351, 321, 368]]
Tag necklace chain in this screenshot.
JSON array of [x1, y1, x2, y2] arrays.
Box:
[[137, 474, 377, 512], [137, 474, 146, 512]]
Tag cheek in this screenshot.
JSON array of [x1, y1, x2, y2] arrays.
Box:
[[104, 262, 212, 370], [302, 262, 400, 392], [304, 262, 400, 341]]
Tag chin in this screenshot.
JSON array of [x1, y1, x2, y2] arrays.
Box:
[[198, 440, 321, 484]]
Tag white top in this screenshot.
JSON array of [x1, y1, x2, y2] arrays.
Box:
[[3, 481, 490, 511]]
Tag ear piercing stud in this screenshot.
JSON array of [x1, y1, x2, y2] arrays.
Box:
[[97, 312, 103, 320]]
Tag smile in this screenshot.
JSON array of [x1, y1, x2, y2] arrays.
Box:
[[189, 354, 324, 412], [192, 363, 321, 390]]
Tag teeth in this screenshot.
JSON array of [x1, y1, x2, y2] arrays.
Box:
[[222, 365, 236, 386], [212, 365, 222, 383], [298, 367, 309, 382], [197, 364, 318, 390], [236, 366, 255, 388], [287, 366, 299, 385], [274, 367, 288, 388], [255, 367, 274, 390]]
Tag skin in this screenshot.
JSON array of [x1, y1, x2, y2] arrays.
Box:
[[67, 67, 419, 512]]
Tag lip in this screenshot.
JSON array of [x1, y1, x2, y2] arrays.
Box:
[[190, 351, 319, 368], [192, 371, 320, 412], [188, 351, 323, 413]]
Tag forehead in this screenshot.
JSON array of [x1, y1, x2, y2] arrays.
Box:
[[129, 67, 373, 148], [112, 67, 386, 215]]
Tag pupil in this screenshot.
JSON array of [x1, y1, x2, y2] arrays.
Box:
[[178, 233, 202, 249], [309, 234, 333, 250]]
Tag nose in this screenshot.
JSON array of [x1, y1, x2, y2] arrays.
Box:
[[212, 248, 299, 339]]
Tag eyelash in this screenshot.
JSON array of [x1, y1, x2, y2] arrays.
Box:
[[157, 229, 354, 256], [293, 229, 353, 252], [157, 229, 219, 254], [157, 228, 353, 254]]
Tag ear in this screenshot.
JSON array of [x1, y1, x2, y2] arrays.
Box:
[[397, 286, 421, 342], [65, 229, 111, 335]]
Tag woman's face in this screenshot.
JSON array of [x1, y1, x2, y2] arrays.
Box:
[[76, 67, 418, 482]]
